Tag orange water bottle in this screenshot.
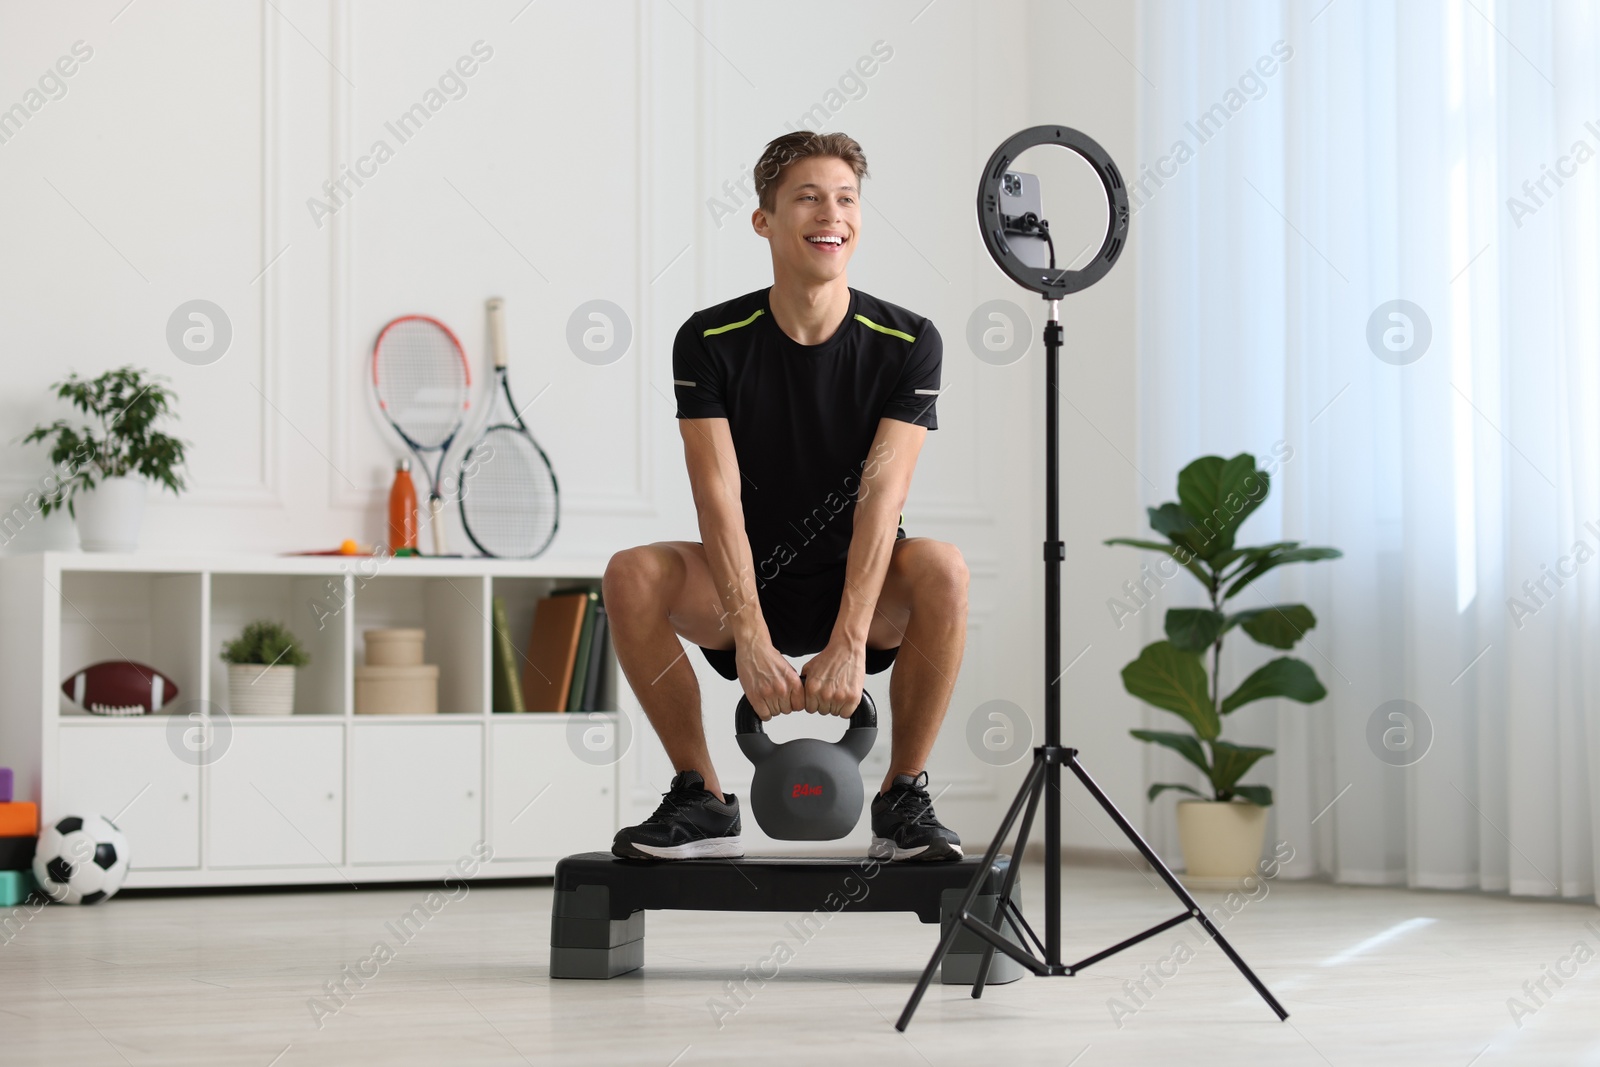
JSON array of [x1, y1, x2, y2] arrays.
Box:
[[388, 459, 419, 554]]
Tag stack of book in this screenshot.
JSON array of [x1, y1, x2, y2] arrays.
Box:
[[491, 585, 610, 713]]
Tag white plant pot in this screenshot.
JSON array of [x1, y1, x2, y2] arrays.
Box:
[[74, 476, 147, 553], [1176, 799, 1269, 888], [228, 663, 298, 716]]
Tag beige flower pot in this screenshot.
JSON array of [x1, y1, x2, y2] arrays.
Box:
[[1176, 799, 1269, 889], [228, 663, 297, 715]]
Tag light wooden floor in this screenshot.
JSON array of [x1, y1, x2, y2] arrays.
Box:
[[0, 860, 1596, 1066]]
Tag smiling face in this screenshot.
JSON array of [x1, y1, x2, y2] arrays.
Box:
[[753, 155, 862, 285]]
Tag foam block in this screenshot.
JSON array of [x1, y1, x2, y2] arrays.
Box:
[[0, 768, 12, 803], [0, 803, 37, 837], [0, 837, 36, 871], [0, 869, 37, 907]]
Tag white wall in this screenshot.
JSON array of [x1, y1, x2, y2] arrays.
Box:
[[1020, 0, 1149, 850], [0, 0, 1146, 852]]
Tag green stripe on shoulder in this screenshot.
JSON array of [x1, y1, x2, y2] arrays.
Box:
[[854, 313, 916, 343], [702, 308, 765, 337]]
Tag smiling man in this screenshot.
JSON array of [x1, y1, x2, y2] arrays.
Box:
[[604, 131, 968, 862]]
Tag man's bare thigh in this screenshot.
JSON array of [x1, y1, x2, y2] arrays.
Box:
[[862, 535, 931, 650], [652, 538, 930, 656], [654, 541, 740, 651]]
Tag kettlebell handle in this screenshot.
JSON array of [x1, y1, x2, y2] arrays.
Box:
[[734, 690, 877, 736]]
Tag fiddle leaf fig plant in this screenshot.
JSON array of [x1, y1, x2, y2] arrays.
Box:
[[1106, 453, 1341, 807]]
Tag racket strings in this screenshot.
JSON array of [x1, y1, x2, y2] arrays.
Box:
[[460, 428, 558, 558], [374, 320, 469, 448]]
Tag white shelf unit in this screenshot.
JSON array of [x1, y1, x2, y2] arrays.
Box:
[[0, 552, 622, 888]]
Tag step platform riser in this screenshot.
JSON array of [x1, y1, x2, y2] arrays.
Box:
[[548, 852, 1026, 985]]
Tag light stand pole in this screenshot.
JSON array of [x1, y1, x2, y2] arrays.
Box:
[[895, 127, 1288, 1031], [1043, 296, 1062, 970]]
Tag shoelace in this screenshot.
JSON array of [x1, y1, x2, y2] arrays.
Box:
[[646, 777, 709, 824], [649, 777, 726, 825], [886, 770, 943, 828]]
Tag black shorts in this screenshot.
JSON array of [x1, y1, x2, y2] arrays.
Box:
[[697, 528, 905, 682]]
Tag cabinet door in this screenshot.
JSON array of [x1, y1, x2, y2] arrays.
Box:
[[208, 724, 343, 868], [57, 726, 199, 870], [349, 724, 482, 864], [489, 719, 616, 860]]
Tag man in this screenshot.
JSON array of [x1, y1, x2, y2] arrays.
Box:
[[603, 131, 968, 862]]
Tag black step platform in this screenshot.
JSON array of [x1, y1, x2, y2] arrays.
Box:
[[550, 851, 1028, 984]]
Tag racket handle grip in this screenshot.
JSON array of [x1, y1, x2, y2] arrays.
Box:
[[429, 496, 446, 556], [487, 297, 508, 370]]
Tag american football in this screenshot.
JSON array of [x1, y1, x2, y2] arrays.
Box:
[[61, 660, 179, 716]]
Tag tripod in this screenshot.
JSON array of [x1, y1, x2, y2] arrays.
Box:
[[895, 300, 1290, 1031]]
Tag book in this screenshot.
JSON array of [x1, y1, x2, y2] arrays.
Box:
[[549, 584, 601, 714], [579, 603, 608, 711], [491, 596, 525, 713], [565, 592, 599, 713], [521, 592, 589, 712]]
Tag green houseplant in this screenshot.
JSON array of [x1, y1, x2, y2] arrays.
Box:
[[1106, 452, 1340, 882], [221, 621, 310, 716], [22, 366, 188, 552]]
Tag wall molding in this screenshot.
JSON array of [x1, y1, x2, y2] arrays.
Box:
[[326, 0, 358, 512], [172, 0, 283, 509], [0, 1, 284, 511], [324, 2, 658, 522]]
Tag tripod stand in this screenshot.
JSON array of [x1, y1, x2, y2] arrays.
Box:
[[895, 299, 1290, 1031]]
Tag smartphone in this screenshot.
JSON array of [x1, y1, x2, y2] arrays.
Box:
[[1000, 170, 1050, 269]]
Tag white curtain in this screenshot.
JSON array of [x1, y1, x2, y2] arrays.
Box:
[[1134, 0, 1600, 901]]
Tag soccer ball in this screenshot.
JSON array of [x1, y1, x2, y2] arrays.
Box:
[[32, 814, 130, 905]]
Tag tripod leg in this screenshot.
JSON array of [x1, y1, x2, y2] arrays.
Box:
[[1065, 754, 1289, 1021], [971, 759, 1044, 998], [1005, 897, 1046, 957], [895, 756, 1046, 1032]]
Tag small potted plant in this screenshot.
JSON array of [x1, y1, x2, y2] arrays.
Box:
[[1107, 453, 1340, 885], [222, 621, 310, 716], [22, 366, 188, 553]]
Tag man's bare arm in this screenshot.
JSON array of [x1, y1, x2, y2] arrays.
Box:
[[679, 418, 804, 717], [679, 417, 763, 643], [832, 417, 927, 647]]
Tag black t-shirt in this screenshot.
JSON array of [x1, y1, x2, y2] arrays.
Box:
[[673, 286, 942, 582]]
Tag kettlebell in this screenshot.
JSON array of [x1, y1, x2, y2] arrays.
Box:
[[735, 691, 877, 841]]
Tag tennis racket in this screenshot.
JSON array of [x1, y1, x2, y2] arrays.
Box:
[[458, 297, 559, 558], [371, 315, 471, 555]]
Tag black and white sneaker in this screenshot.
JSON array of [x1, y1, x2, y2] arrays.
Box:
[[870, 771, 963, 861], [612, 770, 744, 861]]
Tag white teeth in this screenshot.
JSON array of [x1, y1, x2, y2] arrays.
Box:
[[807, 235, 843, 245]]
